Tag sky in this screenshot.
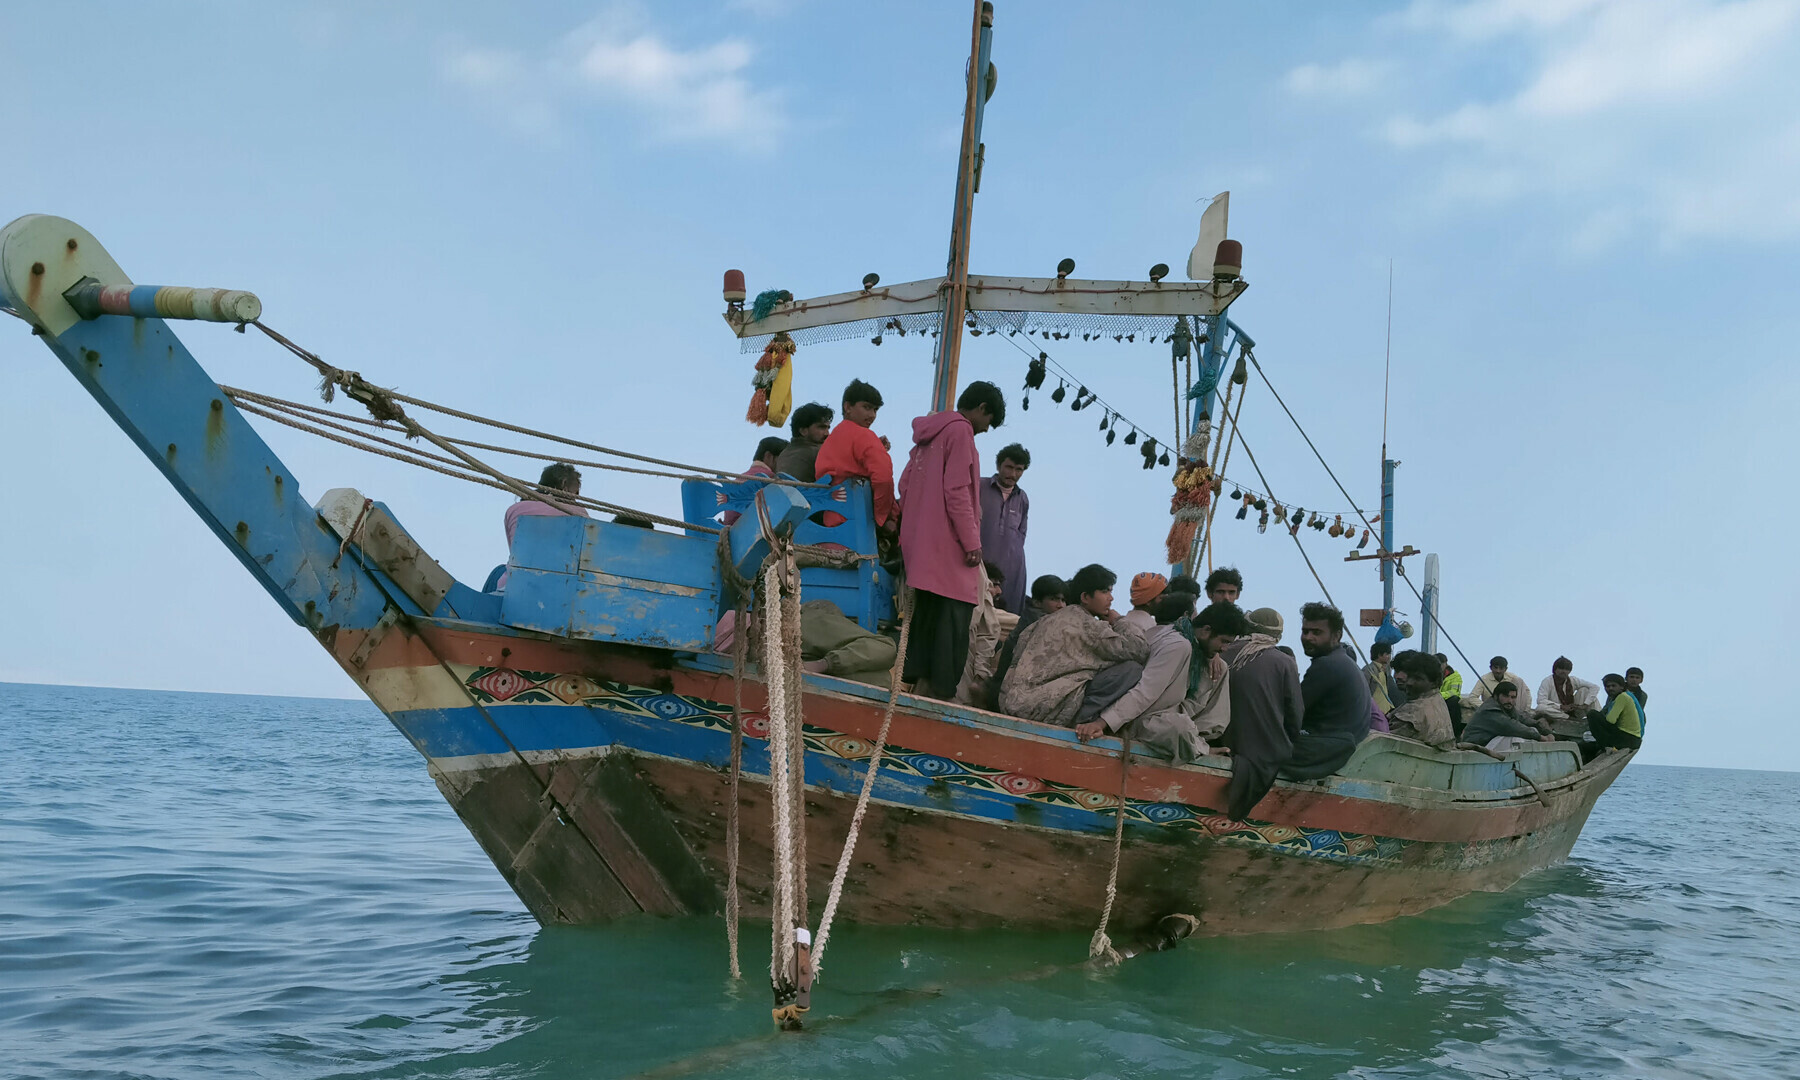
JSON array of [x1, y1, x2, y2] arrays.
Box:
[[3, 0, 1796, 770]]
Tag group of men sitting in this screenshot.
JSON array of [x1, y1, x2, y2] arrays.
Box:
[[494, 375, 1647, 825], [1363, 647, 1648, 766]]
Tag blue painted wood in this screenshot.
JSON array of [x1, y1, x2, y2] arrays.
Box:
[[723, 483, 811, 585], [687, 475, 895, 630], [501, 516, 722, 650], [23, 311, 393, 638]]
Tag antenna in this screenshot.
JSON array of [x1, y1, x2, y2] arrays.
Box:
[[1382, 259, 1393, 457]]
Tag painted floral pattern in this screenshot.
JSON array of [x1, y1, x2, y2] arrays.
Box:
[[459, 665, 1410, 865]]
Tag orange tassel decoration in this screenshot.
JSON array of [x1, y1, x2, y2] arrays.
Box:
[[1165, 518, 1199, 566], [745, 386, 770, 425]]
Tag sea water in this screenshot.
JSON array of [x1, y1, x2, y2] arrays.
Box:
[[2, 682, 1795, 1080]]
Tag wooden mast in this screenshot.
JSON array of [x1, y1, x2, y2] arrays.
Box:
[[929, 0, 996, 414]]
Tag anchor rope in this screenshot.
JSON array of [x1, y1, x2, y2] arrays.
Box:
[[1088, 738, 1133, 965], [810, 586, 915, 982], [725, 589, 750, 981], [760, 547, 815, 1027]]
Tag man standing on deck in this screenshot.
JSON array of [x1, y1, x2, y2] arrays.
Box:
[[1281, 603, 1374, 781], [979, 443, 1032, 614], [897, 381, 1006, 699], [1219, 611, 1304, 820], [813, 380, 896, 530]]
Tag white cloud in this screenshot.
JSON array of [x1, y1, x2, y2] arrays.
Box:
[[441, 5, 786, 152], [1285, 58, 1391, 97], [1376, 0, 1800, 245]]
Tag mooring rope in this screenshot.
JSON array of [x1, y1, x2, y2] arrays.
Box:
[[252, 320, 747, 479], [1087, 739, 1133, 965], [725, 590, 750, 981], [810, 586, 915, 982]]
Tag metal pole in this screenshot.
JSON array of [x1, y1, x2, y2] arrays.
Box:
[[1380, 457, 1397, 616], [1421, 553, 1440, 656], [929, 1, 996, 414]]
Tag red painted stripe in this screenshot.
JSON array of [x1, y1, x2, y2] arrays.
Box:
[[359, 622, 1619, 846]]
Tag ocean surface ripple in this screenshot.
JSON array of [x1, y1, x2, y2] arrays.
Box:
[[2, 683, 1794, 1079]]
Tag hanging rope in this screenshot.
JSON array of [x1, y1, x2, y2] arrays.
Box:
[[1087, 739, 1133, 965], [760, 551, 813, 1030], [810, 587, 915, 982], [1194, 358, 1250, 577], [1233, 427, 1366, 664]]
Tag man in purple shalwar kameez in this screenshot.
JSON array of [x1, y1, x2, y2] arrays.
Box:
[[978, 443, 1031, 615]]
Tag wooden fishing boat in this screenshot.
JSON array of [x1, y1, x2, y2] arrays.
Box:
[[1, 3, 1632, 950]]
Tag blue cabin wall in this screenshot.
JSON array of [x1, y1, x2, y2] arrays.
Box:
[[682, 474, 895, 631], [501, 516, 721, 650]]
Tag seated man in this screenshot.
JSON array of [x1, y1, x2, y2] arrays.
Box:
[[1584, 672, 1645, 761], [493, 462, 590, 591], [1388, 650, 1457, 749], [798, 599, 898, 685], [1121, 572, 1168, 633], [999, 563, 1148, 727], [990, 574, 1066, 700], [1280, 603, 1374, 780], [813, 379, 896, 529], [712, 601, 898, 687], [1625, 666, 1648, 708], [1465, 655, 1533, 713], [1437, 654, 1465, 735], [1219, 611, 1304, 820], [1179, 600, 1246, 745], [775, 402, 834, 482], [1459, 681, 1554, 753], [1076, 590, 1192, 742], [720, 435, 790, 527], [957, 562, 1019, 705], [1535, 656, 1600, 727], [1363, 641, 1404, 718]]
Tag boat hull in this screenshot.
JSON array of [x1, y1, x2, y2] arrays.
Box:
[[345, 616, 1631, 936]]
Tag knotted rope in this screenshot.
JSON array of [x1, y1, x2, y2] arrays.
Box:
[[760, 550, 813, 1028], [1088, 738, 1133, 965], [810, 586, 915, 982]]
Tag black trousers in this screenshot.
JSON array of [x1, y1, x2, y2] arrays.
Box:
[[1583, 714, 1642, 762], [903, 589, 974, 700], [1071, 660, 1145, 726]]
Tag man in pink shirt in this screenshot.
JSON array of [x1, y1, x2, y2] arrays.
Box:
[[813, 379, 897, 529], [497, 462, 589, 590], [897, 381, 1006, 698]]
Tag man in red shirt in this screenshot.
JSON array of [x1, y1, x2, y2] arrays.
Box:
[[813, 378, 897, 530]]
